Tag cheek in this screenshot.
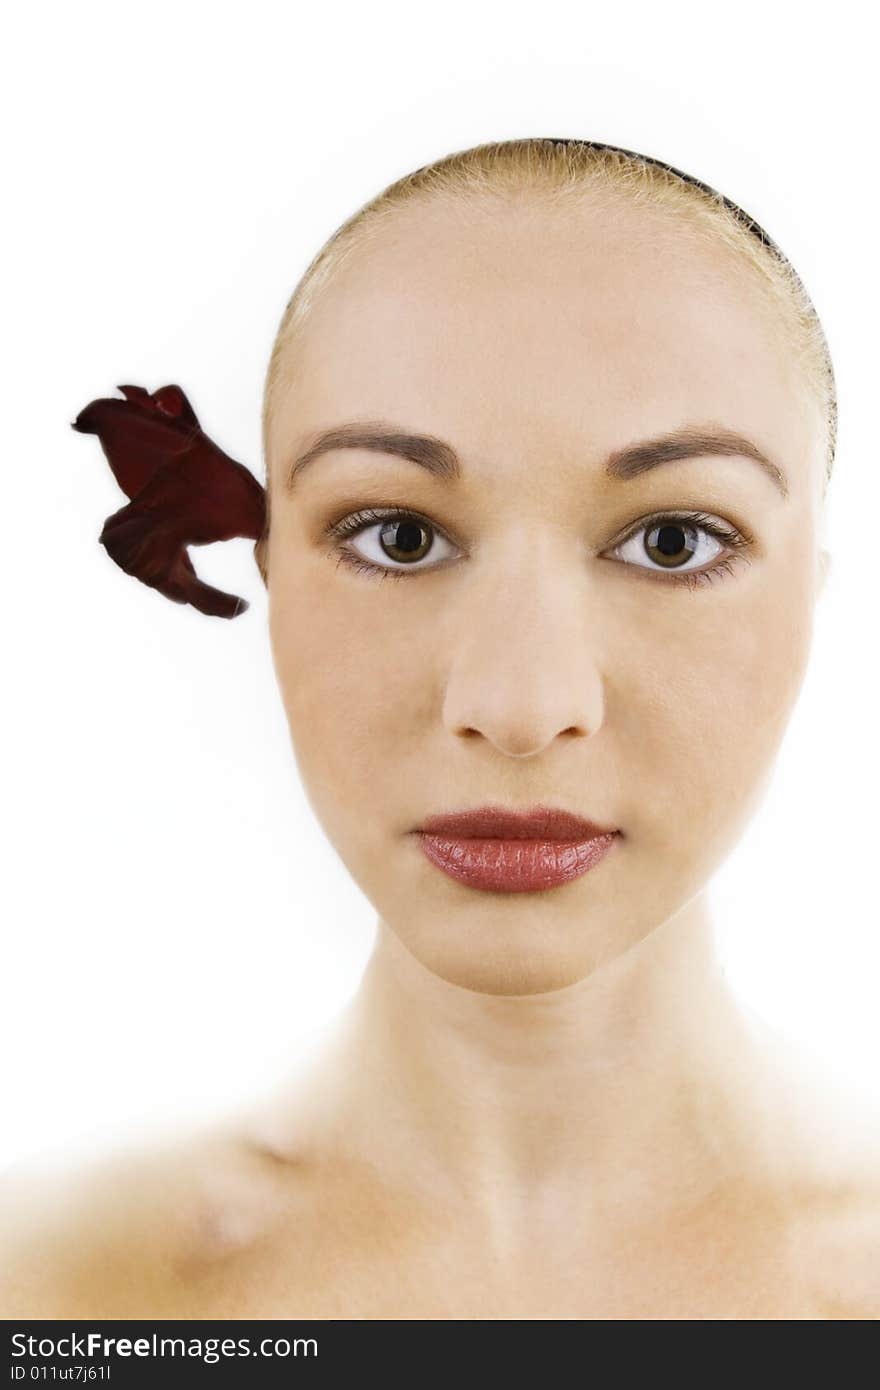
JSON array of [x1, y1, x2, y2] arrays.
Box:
[[622, 554, 815, 863], [269, 569, 418, 839]]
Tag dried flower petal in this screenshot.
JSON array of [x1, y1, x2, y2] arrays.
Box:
[[72, 384, 267, 619]]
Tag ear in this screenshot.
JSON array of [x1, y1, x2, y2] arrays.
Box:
[[254, 531, 269, 588], [817, 546, 831, 598]]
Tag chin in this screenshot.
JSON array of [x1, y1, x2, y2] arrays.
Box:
[[385, 897, 649, 997]]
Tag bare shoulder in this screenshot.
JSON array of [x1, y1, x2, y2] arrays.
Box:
[[782, 1060, 880, 1319], [0, 1116, 286, 1319], [794, 1153, 880, 1319]]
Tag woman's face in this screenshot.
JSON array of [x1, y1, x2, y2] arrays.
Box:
[[265, 197, 827, 995]]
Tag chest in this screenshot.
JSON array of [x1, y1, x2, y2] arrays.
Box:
[[173, 1217, 839, 1320]]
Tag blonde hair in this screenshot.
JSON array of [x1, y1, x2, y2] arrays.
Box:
[[257, 137, 837, 570]]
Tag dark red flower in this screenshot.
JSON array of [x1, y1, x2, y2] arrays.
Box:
[[71, 383, 267, 619]]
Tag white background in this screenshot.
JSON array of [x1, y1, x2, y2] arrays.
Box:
[[2, 1, 877, 1174]]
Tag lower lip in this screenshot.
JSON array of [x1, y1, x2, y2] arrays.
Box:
[[414, 831, 619, 893]]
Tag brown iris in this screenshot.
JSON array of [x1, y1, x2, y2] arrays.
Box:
[[378, 518, 434, 564], [643, 522, 698, 569]]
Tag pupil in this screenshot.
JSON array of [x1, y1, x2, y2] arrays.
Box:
[[394, 522, 424, 553], [656, 524, 686, 557]]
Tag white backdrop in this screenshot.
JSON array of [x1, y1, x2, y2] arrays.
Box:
[[3, 0, 877, 1173]]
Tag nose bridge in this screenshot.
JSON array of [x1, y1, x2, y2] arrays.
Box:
[[441, 524, 605, 757]]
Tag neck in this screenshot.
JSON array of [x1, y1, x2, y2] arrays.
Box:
[[261, 893, 793, 1220]]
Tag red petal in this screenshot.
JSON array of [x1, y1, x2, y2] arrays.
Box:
[[75, 383, 266, 619]]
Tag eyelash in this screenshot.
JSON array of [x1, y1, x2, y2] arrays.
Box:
[[324, 505, 754, 592]]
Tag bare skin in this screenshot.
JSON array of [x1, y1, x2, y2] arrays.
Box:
[[4, 193, 879, 1319]]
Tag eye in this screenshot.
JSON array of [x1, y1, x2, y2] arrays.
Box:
[[327, 506, 458, 581], [607, 510, 753, 589], [325, 505, 753, 591]]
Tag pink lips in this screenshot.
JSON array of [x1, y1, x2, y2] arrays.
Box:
[[412, 805, 621, 894]]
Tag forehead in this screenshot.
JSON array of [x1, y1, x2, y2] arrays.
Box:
[[270, 198, 818, 487]]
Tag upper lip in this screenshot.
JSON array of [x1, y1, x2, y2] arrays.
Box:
[[414, 804, 620, 841]]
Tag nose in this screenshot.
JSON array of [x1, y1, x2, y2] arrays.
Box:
[[440, 544, 606, 759]]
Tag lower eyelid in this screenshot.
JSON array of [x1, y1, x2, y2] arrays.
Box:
[[336, 548, 748, 589]]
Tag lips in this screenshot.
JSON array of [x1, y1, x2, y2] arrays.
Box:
[[416, 804, 618, 841], [412, 804, 621, 893]]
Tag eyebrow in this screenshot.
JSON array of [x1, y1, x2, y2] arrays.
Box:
[[285, 420, 789, 499]]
